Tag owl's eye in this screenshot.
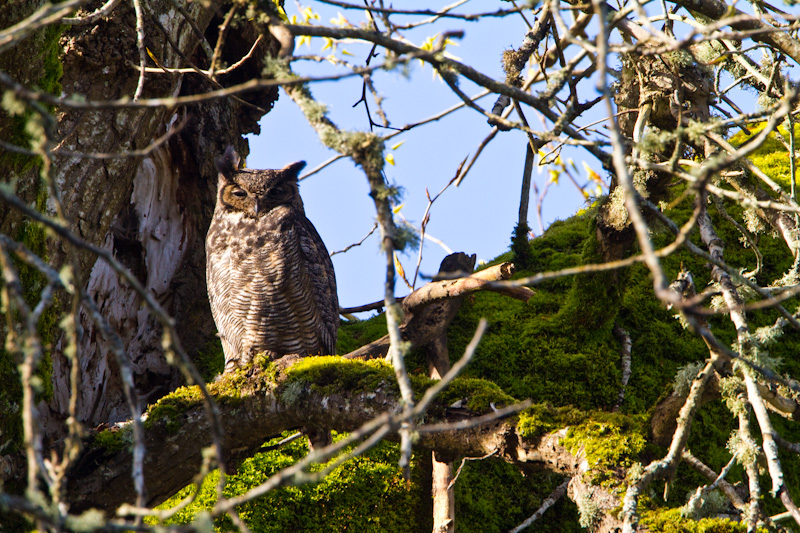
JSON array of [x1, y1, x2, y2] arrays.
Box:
[[231, 189, 247, 198]]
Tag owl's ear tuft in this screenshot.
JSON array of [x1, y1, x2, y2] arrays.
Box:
[[216, 146, 242, 176], [282, 161, 307, 179]]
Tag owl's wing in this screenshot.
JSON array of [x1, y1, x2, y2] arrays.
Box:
[[206, 224, 248, 363], [297, 217, 339, 355]]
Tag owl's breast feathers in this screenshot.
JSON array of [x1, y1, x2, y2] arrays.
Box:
[[206, 205, 338, 368]]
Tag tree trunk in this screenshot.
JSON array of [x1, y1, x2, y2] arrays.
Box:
[[0, 0, 280, 440], [426, 253, 476, 533]]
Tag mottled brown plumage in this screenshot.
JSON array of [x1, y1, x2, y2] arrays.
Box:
[[206, 146, 338, 373]]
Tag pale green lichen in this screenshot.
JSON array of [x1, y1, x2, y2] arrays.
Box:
[[726, 430, 761, 468], [681, 487, 728, 520], [605, 186, 630, 230], [672, 362, 705, 397], [577, 488, 601, 528], [63, 509, 106, 532]]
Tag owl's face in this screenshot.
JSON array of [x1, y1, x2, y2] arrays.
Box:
[[214, 146, 307, 218]]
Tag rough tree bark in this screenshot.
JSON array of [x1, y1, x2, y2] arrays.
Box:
[[0, 0, 280, 439]]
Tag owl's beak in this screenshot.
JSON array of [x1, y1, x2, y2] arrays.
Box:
[[253, 202, 260, 215]]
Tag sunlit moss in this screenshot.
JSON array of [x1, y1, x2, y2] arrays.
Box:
[[640, 508, 756, 532], [283, 356, 516, 416], [150, 432, 426, 532], [144, 370, 253, 433], [283, 355, 396, 398], [729, 121, 800, 191], [561, 413, 648, 487], [517, 403, 587, 440], [518, 405, 648, 489], [145, 385, 203, 433]]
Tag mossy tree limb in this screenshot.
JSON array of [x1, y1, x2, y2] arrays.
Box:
[[62, 354, 620, 530]]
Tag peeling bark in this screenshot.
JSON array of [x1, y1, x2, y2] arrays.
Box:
[[49, 147, 191, 429], [0, 0, 283, 437]]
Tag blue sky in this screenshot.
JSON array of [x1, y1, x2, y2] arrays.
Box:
[[247, 2, 606, 312]]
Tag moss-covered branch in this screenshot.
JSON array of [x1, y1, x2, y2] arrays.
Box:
[[62, 354, 625, 528]]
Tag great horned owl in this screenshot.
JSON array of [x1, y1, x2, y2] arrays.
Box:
[[206, 146, 339, 373]]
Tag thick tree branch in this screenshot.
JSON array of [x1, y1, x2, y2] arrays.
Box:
[[345, 262, 534, 360], [61, 355, 616, 525]]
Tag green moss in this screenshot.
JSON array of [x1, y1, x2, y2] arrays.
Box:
[[762, 414, 800, 519], [142, 369, 252, 432], [0, 21, 63, 175], [440, 214, 626, 411], [194, 338, 225, 383], [145, 385, 204, 433], [16, 217, 58, 405], [668, 401, 741, 506], [283, 356, 396, 398], [143, 355, 277, 436], [91, 425, 132, 453], [38, 24, 64, 96], [336, 316, 388, 354], [282, 356, 514, 416], [432, 377, 517, 414], [517, 403, 588, 440], [0, 195, 58, 451], [151, 432, 425, 532], [561, 413, 648, 487], [555, 230, 623, 331], [640, 508, 753, 532], [519, 404, 647, 488], [0, 26, 63, 531], [455, 462, 579, 533], [0, 17, 64, 444]]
